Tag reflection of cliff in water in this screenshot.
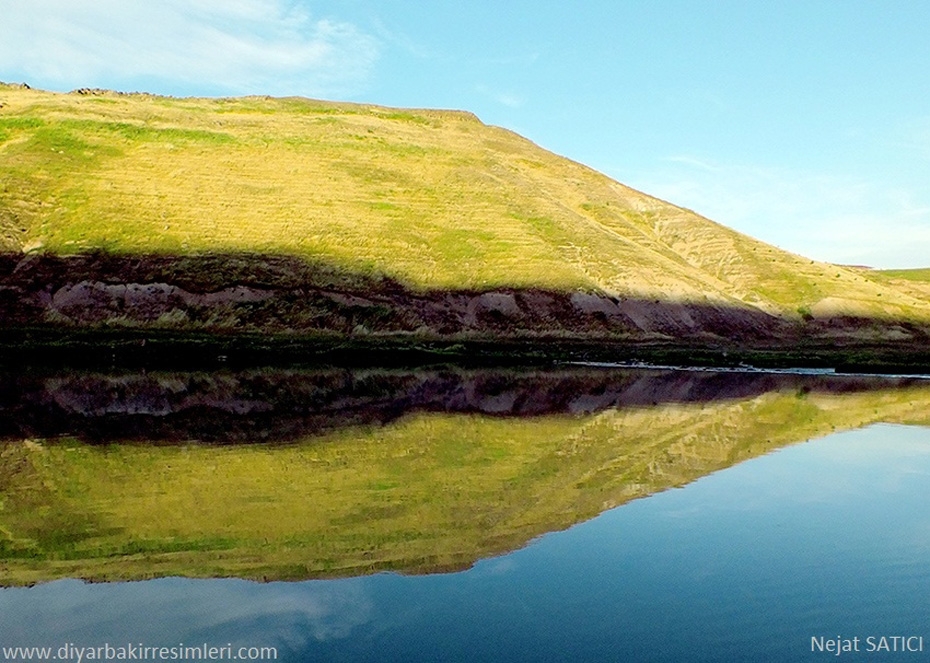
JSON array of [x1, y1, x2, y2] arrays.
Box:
[[2, 367, 930, 586], [2, 366, 928, 443]]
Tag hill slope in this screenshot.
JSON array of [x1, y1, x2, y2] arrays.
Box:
[[1, 83, 929, 348]]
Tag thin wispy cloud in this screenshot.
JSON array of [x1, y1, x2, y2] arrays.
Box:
[[495, 92, 525, 108], [664, 155, 721, 172], [0, 0, 380, 97], [475, 84, 525, 108], [480, 52, 541, 67], [902, 118, 930, 161], [632, 159, 930, 268], [368, 16, 434, 60]]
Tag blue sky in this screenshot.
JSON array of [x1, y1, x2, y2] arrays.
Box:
[[2, 1, 928, 268]]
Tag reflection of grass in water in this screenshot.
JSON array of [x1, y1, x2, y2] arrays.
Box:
[[3, 383, 930, 585], [0, 441, 111, 560]]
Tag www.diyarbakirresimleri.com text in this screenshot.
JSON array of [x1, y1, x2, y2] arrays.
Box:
[[2, 642, 278, 662]]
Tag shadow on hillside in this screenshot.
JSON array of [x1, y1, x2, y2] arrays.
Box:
[[1, 365, 927, 444], [1, 251, 929, 365], [0, 250, 781, 339]]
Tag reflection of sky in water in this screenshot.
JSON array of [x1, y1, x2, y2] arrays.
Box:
[[3, 424, 930, 662], [0, 578, 374, 653]]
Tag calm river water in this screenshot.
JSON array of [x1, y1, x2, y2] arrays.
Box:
[[1, 366, 929, 661]]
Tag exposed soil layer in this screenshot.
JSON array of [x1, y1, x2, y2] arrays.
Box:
[[2, 252, 930, 369], [0, 252, 781, 338]]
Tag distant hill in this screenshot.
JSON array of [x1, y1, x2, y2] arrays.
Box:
[[1, 83, 929, 353], [866, 268, 930, 304]]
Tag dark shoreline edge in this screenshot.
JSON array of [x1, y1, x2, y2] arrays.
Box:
[[3, 327, 930, 374]]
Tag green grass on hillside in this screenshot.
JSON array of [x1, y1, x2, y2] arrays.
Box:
[[1, 84, 929, 322], [877, 268, 930, 282], [859, 268, 930, 305]]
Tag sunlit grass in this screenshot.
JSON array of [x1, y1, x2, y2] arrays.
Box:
[[876, 268, 930, 283], [1, 84, 928, 319]]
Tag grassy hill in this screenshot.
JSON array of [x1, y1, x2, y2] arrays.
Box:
[[2, 83, 929, 350], [865, 268, 930, 303]]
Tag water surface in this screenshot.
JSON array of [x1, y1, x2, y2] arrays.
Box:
[[2, 368, 929, 660]]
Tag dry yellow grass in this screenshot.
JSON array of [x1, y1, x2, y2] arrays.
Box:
[[1, 83, 928, 321]]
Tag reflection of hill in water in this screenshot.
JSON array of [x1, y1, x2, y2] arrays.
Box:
[[2, 367, 929, 443], [2, 367, 930, 585]]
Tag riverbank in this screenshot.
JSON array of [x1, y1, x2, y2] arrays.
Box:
[[3, 327, 930, 374]]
